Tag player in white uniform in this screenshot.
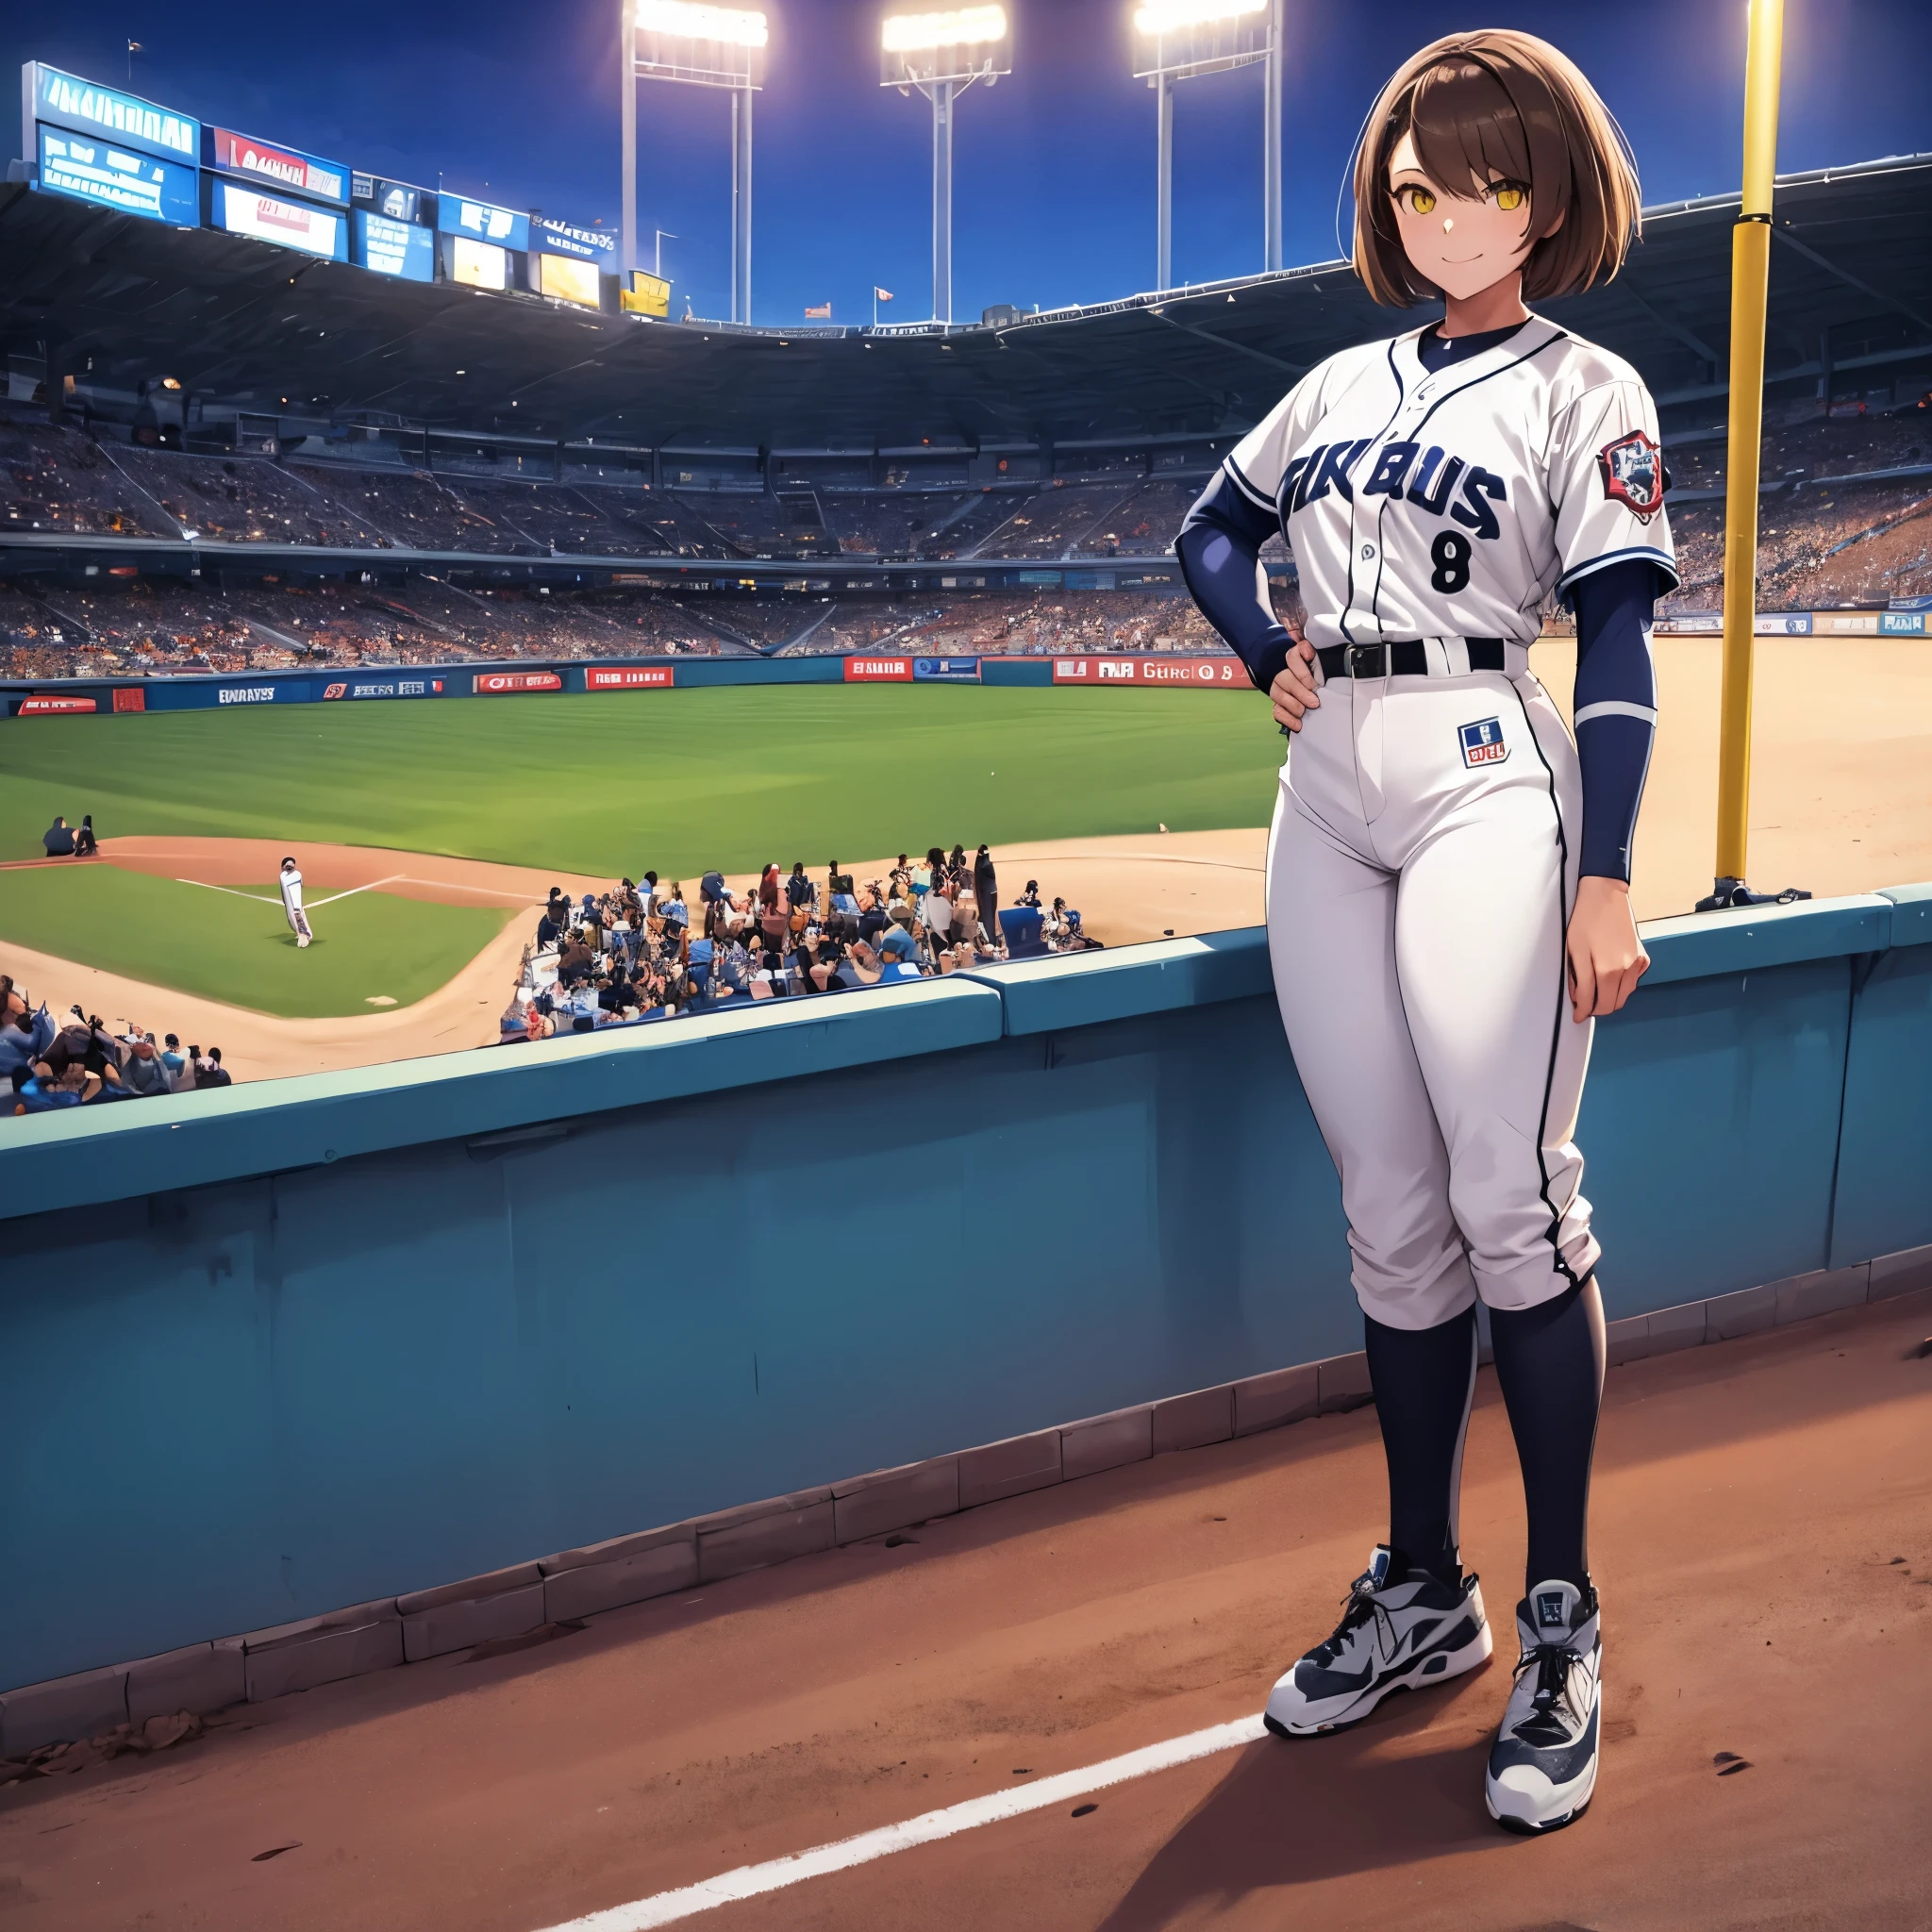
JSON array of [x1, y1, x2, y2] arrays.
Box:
[[1177, 31, 1674, 1834], [279, 857, 313, 948]]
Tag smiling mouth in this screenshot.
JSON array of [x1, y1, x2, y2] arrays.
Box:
[[1439, 252, 1486, 264]]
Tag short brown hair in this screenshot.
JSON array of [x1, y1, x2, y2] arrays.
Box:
[[1351, 30, 1641, 308]]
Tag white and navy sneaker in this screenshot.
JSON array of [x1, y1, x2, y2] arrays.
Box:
[[1262, 1544, 1491, 1737], [1485, 1578, 1603, 1834]]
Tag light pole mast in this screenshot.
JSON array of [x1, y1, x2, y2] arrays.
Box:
[[628, 1, 768, 325], [883, 7, 1014, 326], [1263, 0, 1282, 271], [1133, 1, 1276, 291]]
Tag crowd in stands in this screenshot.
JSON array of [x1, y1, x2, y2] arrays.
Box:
[[499, 848, 1100, 1043]]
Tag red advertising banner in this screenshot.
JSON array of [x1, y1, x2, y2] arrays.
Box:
[[112, 687, 146, 712], [842, 656, 914, 682], [474, 671, 563, 694], [16, 693, 97, 715], [587, 666, 675, 691], [1050, 656, 1245, 687]]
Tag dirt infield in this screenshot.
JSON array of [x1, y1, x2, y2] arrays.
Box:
[[0, 1289, 1924, 1930]]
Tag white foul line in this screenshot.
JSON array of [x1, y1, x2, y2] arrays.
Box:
[[175, 877, 281, 905], [174, 874, 403, 909], [532, 1714, 1268, 1931]]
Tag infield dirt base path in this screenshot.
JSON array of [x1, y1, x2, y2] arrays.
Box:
[[0, 1291, 1924, 1931]]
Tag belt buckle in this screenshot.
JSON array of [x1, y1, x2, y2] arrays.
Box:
[[1344, 642, 1387, 679]]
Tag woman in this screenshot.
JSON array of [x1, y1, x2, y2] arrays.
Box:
[[1176, 30, 1669, 1836]]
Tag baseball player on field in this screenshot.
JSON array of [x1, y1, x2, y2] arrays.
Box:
[[279, 857, 313, 949], [1177, 30, 1674, 1834]]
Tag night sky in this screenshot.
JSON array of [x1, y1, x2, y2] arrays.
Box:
[[6, 1, 1927, 326]]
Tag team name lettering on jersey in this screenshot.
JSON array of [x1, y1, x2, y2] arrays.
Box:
[[1284, 439, 1509, 541]]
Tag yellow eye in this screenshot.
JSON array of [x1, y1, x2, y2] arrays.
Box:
[[1493, 184, 1525, 212], [1401, 186, 1437, 215]]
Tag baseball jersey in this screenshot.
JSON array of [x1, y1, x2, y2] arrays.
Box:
[[1223, 316, 1676, 648]]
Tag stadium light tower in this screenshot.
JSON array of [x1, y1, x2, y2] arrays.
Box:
[[881, 6, 1013, 325], [622, 0, 768, 324], [1130, 0, 1283, 290]]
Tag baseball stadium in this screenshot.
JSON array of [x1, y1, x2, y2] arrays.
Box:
[[1, 4, 1929, 1927]]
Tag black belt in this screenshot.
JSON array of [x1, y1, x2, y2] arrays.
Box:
[[1316, 638, 1507, 680]]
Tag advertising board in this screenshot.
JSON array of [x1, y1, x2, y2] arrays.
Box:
[[26, 62, 197, 162], [842, 656, 914, 681], [437, 193, 530, 253], [586, 666, 675, 690], [208, 179, 348, 261], [913, 657, 981, 681], [1756, 612, 1813, 635], [321, 675, 445, 699], [532, 217, 616, 265], [205, 125, 348, 205], [10, 693, 96, 716], [354, 209, 433, 282], [1879, 610, 1925, 635], [1819, 612, 1880, 635], [449, 235, 508, 291], [112, 687, 145, 712], [624, 270, 672, 317], [474, 670, 562, 694], [37, 125, 197, 226], [1051, 656, 1244, 686], [535, 252, 601, 308], [352, 174, 432, 225]]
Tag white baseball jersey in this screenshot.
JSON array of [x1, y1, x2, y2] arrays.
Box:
[[1224, 315, 1674, 650]]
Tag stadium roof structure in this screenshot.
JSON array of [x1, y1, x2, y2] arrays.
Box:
[[0, 154, 1928, 453]]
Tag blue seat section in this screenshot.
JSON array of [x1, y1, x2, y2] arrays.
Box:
[[3, 888, 1931, 1691], [1829, 883, 1932, 1268]]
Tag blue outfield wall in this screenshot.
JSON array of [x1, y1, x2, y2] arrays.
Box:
[[1, 891, 1928, 1690]]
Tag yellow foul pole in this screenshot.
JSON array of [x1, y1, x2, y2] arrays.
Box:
[[1711, 0, 1785, 897]]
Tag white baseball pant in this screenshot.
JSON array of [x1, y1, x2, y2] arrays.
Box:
[[1266, 660, 1598, 1330]]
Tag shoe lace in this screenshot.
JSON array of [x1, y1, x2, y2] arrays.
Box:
[[1312, 1570, 1396, 1667], [1513, 1643, 1580, 1744]]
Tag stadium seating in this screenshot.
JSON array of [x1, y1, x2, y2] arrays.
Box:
[[289, 465, 539, 554], [1073, 479, 1198, 557], [0, 418, 173, 538], [110, 447, 390, 547], [970, 483, 1141, 559]]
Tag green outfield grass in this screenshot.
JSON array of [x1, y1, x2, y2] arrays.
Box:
[[0, 684, 1284, 877], [0, 867, 512, 1019]]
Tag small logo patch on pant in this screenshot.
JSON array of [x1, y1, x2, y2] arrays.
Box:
[[1459, 717, 1509, 767]]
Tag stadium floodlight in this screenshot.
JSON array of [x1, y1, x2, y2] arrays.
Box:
[[622, 0, 769, 323], [881, 6, 1014, 325], [1131, 0, 1282, 290]]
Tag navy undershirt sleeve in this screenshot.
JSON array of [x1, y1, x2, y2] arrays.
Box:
[[1570, 558, 1662, 883], [1175, 469, 1293, 693]]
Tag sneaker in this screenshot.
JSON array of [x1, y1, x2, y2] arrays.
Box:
[[1262, 1545, 1491, 1737], [1485, 1579, 1602, 1834]]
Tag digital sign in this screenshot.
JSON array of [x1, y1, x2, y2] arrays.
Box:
[[11, 693, 97, 716], [437, 193, 529, 254], [531, 216, 616, 264], [842, 657, 914, 681], [1051, 656, 1243, 686], [536, 252, 601, 308], [354, 209, 433, 281], [26, 62, 198, 162], [623, 270, 672, 317], [352, 174, 432, 225], [449, 235, 508, 291], [206, 125, 348, 206], [208, 179, 348, 260], [37, 125, 197, 226]]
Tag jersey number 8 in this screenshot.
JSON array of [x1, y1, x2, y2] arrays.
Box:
[[1430, 529, 1472, 593]]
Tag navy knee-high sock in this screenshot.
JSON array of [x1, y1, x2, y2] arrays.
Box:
[[1489, 1276, 1607, 1597], [1363, 1306, 1478, 1583]]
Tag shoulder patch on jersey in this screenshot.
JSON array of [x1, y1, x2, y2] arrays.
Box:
[[1458, 717, 1509, 768], [1597, 429, 1665, 521]]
